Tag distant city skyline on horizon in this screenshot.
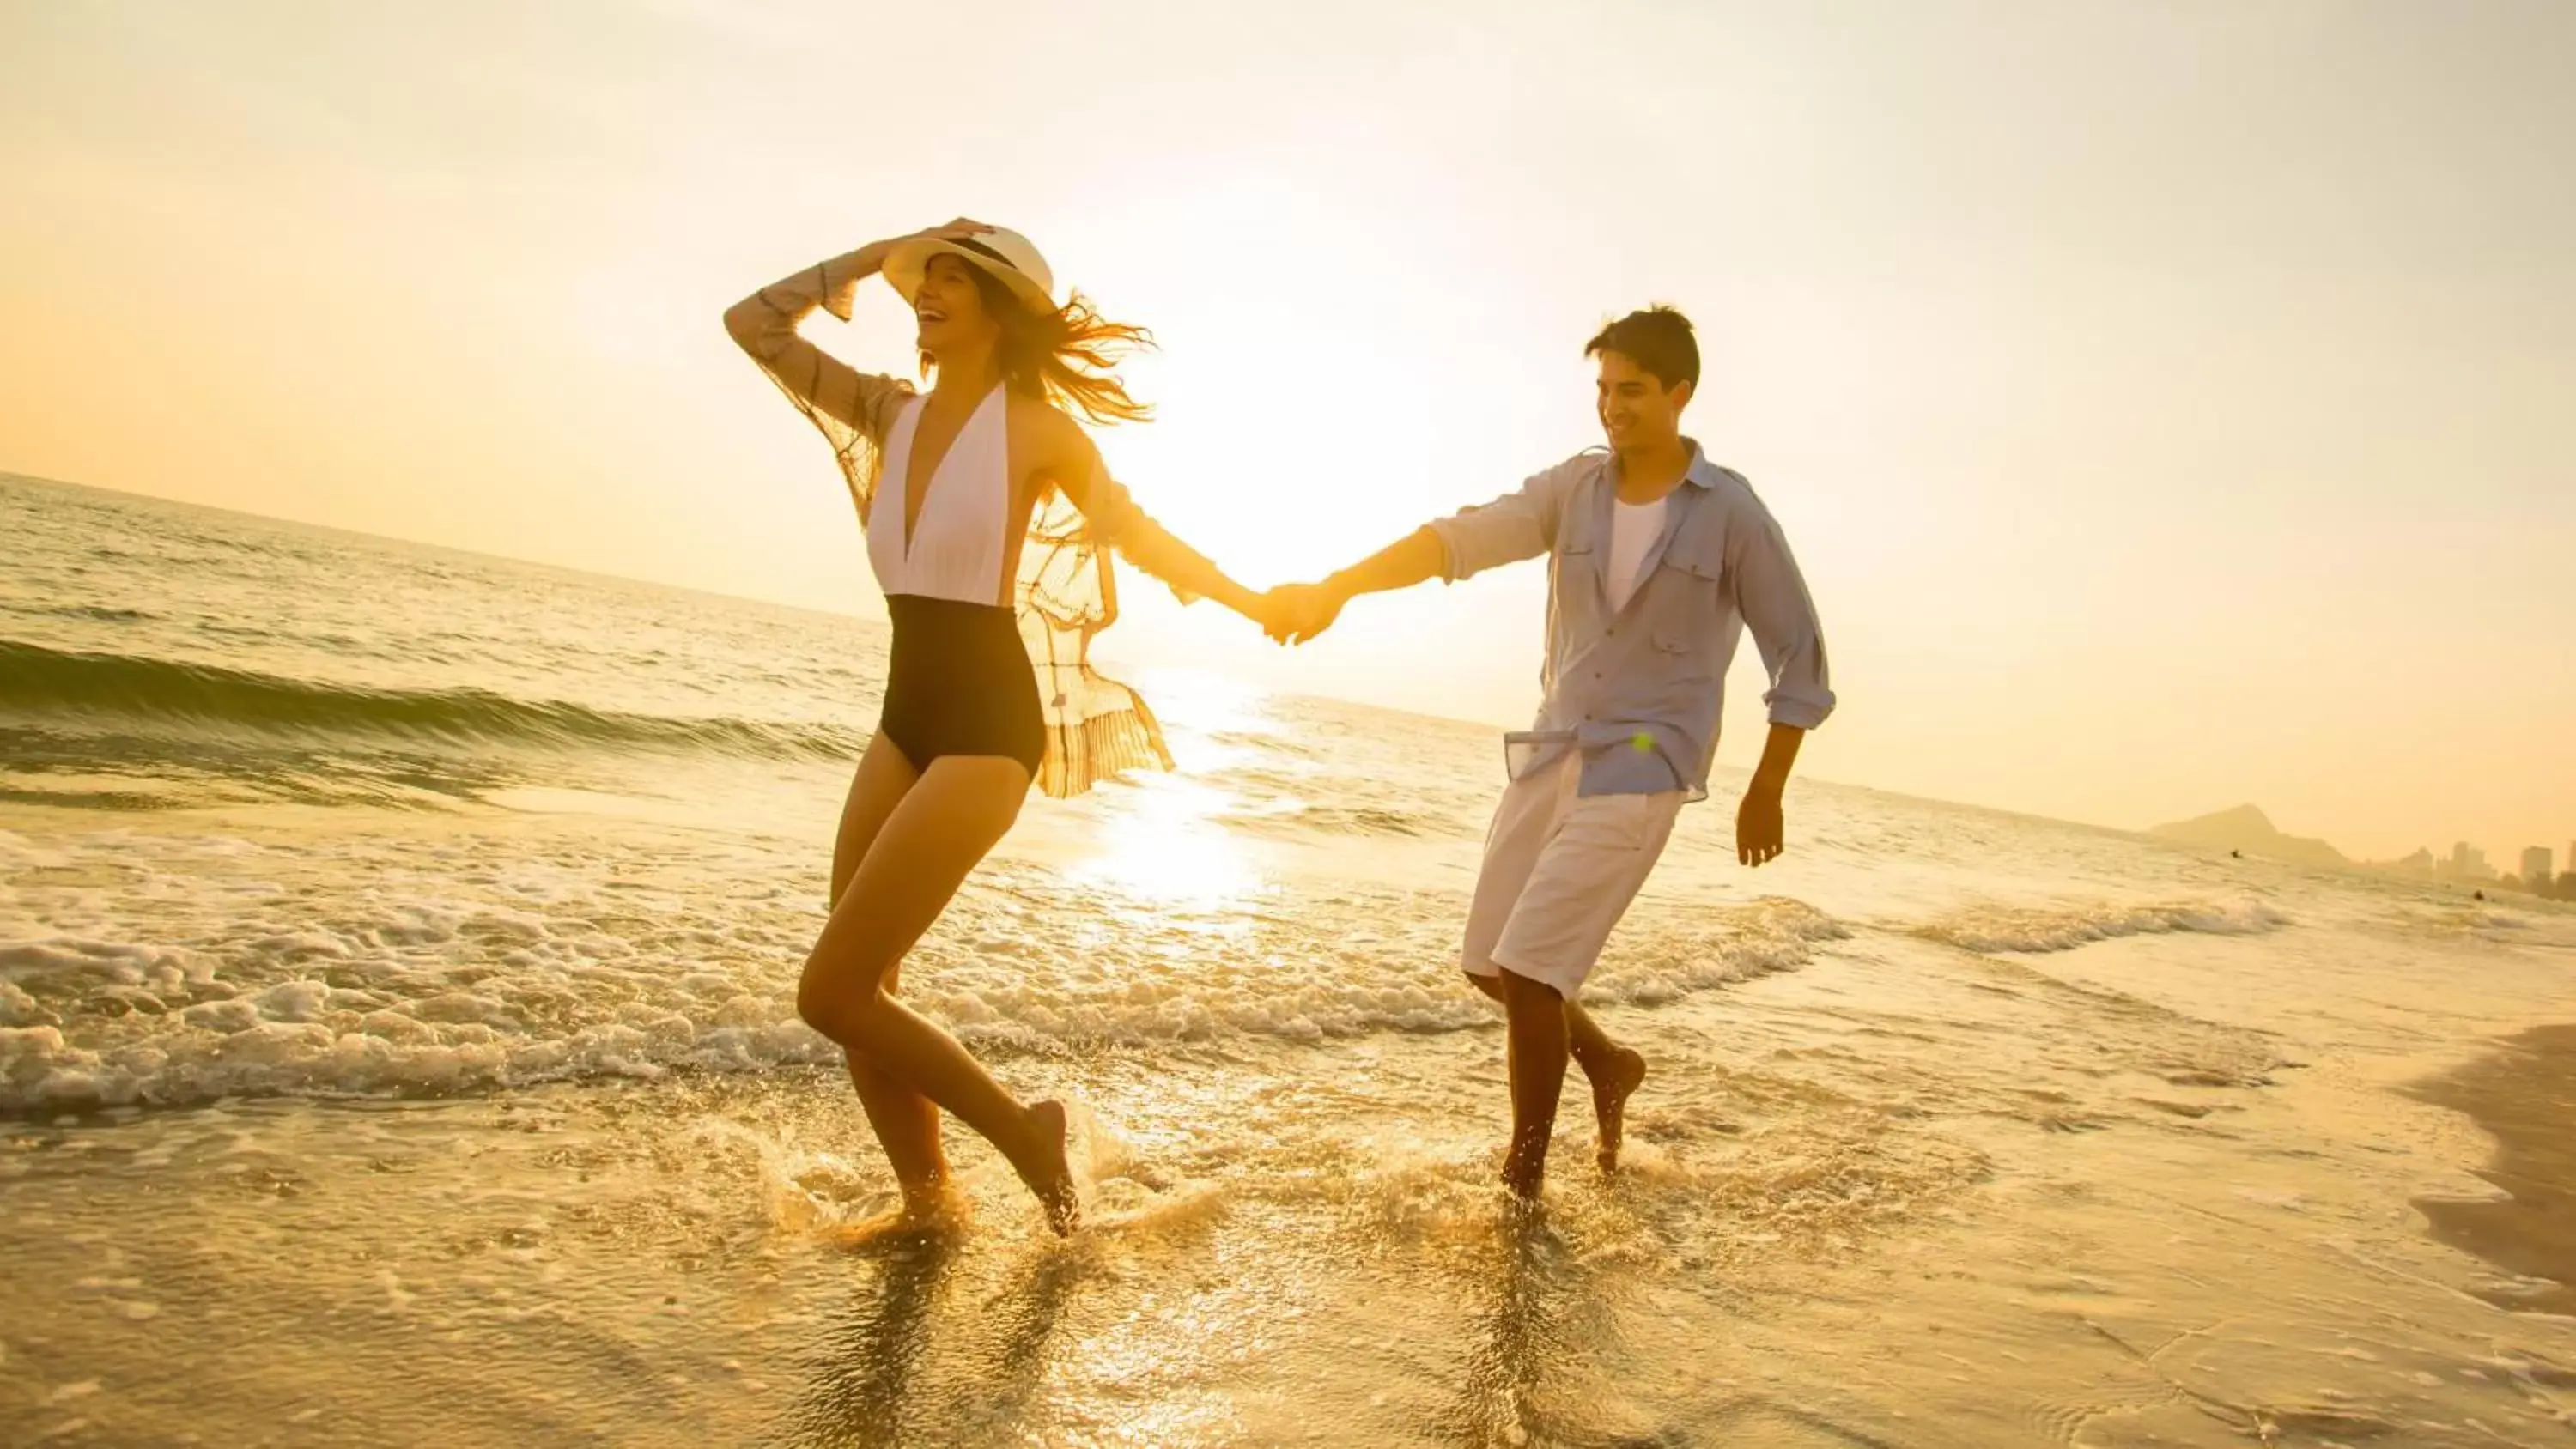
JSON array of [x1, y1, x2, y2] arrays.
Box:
[[2401, 838, 2573, 887], [2148, 799, 2572, 885]]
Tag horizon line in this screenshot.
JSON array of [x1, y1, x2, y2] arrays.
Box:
[[6, 465, 2515, 870]]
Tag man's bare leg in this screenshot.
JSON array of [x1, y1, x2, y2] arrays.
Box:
[[1470, 974, 1646, 1174], [1568, 1003, 1646, 1173], [1497, 967, 1571, 1198]]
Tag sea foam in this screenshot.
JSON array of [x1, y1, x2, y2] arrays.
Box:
[[1911, 899, 2289, 955]]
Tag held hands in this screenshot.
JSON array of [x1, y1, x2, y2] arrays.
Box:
[[1255, 581, 1346, 646]]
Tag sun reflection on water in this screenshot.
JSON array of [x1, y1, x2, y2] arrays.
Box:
[[1062, 667, 1279, 911]]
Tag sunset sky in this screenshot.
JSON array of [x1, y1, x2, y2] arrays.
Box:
[[3, 0, 2570, 863]]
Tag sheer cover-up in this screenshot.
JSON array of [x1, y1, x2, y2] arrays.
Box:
[[734, 256, 1172, 797]]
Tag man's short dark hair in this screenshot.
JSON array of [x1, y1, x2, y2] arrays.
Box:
[[1583, 306, 1699, 392]]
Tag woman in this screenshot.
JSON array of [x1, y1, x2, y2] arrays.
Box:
[[724, 220, 1268, 1233]]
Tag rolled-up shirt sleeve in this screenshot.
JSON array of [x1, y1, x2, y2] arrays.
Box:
[[1425, 458, 1581, 582], [1728, 501, 1836, 729]]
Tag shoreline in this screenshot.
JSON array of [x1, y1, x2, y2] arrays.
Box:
[[2410, 1022, 2576, 1314]]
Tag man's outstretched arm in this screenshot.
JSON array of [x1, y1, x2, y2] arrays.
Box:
[[1265, 458, 1581, 643], [1267, 529, 1445, 642]]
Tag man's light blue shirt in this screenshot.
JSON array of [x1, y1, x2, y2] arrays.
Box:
[[1426, 442, 1834, 801]]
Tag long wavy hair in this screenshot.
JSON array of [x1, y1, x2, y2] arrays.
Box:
[[933, 265, 1155, 426]]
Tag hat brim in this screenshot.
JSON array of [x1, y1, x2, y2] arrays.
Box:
[[883, 239, 1058, 317]]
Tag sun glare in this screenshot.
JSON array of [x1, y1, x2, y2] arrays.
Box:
[[1060, 666, 1275, 909]]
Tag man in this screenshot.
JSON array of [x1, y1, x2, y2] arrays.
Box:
[[1266, 306, 1833, 1199]]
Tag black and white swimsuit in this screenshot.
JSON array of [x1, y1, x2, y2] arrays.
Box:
[[866, 389, 1046, 775]]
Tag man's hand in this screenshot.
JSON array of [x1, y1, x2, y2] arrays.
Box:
[[1735, 725, 1806, 867], [1260, 582, 1346, 645], [1735, 781, 1785, 867], [1255, 528, 1444, 646]]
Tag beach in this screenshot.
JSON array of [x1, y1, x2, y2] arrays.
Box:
[[2414, 1026, 2576, 1319], [5, 473, 2574, 1446]]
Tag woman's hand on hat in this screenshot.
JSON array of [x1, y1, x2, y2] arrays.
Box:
[[862, 218, 992, 267]]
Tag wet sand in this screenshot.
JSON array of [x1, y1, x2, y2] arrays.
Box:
[[2413, 1023, 2576, 1314], [10, 925, 2576, 1446]]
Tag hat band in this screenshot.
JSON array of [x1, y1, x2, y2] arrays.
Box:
[[951, 236, 1021, 275]]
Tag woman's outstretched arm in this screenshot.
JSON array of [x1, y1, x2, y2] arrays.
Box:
[[1046, 423, 1267, 625]]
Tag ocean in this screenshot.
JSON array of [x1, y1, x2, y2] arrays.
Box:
[[3, 470, 2572, 1446]]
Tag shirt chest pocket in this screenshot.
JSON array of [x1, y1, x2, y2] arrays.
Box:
[[1648, 524, 1728, 661], [1552, 515, 1605, 630]]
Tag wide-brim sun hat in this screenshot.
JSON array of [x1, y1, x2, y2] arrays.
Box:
[[883, 226, 1058, 317]]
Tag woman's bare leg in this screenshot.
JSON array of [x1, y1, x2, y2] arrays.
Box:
[[799, 755, 1078, 1233], [844, 969, 949, 1211], [829, 740, 949, 1210]]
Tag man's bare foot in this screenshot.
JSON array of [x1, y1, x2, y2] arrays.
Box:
[[1592, 1047, 1647, 1173], [1013, 1100, 1081, 1235]]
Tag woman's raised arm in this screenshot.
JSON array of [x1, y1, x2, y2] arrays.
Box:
[[721, 221, 985, 440]]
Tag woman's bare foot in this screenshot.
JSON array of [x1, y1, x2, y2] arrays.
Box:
[[898, 1174, 957, 1222], [1012, 1100, 1081, 1235], [1592, 1047, 1647, 1173], [830, 1192, 961, 1249]]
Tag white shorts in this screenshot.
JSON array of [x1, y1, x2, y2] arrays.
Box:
[[1461, 752, 1685, 1000]]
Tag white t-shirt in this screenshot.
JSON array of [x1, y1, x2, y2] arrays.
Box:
[[1604, 496, 1669, 612]]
